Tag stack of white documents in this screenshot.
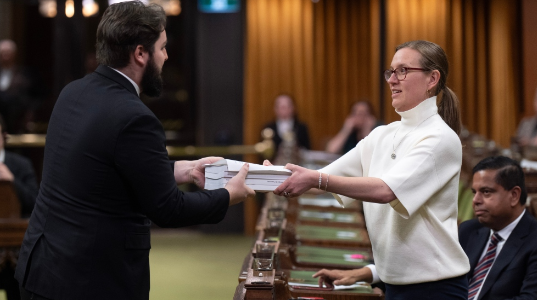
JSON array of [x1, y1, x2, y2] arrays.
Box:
[[204, 159, 291, 192]]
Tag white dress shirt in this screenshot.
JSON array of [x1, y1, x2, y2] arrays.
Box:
[[0, 68, 13, 91], [276, 119, 293, 138], [110, 67, 140, 96]]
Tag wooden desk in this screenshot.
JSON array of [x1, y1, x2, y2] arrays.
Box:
[[234, 194, 382, 300], [0, 181, 29, 272]]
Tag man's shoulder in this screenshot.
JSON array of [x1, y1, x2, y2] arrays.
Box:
[[4, 151, 32, 168], [520, 210, 537, 234], [459, 218, 483, 235]]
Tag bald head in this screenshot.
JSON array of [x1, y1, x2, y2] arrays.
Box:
[[0, 39, 17, 68]]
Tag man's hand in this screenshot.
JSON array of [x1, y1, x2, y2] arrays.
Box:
[[273, 164, 316, 198], [312, 268, 372, 288], [225, 163, 255, 206], [189, 157, 224, 189], [0, 163, 14, 182]]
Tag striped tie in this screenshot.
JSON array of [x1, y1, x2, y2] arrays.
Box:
[[468, 232, 503, 300]]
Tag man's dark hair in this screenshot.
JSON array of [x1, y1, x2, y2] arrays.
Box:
[[96, 1, 166, 68], [472, 156, 527, 205]]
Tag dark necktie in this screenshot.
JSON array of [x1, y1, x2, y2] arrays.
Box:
[[468, 232, 503, 300]]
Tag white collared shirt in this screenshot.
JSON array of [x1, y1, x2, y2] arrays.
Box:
[[0, 69, 13, 91], [473, 209, 526, 299], [276, 119, 293, 139], [0, 149, 5, 163], [110, 68, 140, 96]]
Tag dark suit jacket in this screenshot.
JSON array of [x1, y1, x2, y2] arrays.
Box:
[[15, 65, 230, 300], [3, 151, 38, 217], [264, 119, 311, 159], [459, 210, 537, 300]]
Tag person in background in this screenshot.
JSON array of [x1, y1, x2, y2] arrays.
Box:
[[0, 113, 38, 300], [0, 39, 42, 133], [15, 2, 254, 300], [272, 40, 470, 299], [314, 156, 537, 300], [325, 101, 382, 154], [461, 156, 537, 300], [0, 114, 38, 217], [515, 87, 537, 147], [264, 94, 311, 158]]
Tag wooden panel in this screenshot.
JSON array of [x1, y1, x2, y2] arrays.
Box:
[[0, 181, 20, 218]]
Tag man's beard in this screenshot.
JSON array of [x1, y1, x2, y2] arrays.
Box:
[[141, 55, 163, 97]]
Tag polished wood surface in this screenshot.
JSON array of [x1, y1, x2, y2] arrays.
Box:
[[0, 181, 21, 219]]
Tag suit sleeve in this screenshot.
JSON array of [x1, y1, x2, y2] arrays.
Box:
[[114, 113, 229, 228]]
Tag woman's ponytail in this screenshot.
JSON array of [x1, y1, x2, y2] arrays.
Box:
[[438, 86, 462, 135]]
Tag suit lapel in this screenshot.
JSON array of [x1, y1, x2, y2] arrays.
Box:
[[467, 226, 490, 277], [477, 211, 531, 300]]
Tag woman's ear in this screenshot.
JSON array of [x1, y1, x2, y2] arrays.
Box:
[[427, 70, 441, 92]]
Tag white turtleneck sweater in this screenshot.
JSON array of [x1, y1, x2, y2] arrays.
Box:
[[320, 96, 470, 285]]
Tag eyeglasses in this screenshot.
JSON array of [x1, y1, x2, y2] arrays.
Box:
[[384, 67, 428, 81]]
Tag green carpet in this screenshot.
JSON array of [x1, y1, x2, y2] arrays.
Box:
[[149, 230, 254, 300], [0, 230, 254, 300]]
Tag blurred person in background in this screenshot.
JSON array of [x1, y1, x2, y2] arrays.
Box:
[[0, 39, 43, 133], [515, 87, 537, 147], [0, 113, 38, 217], [325, 101, 382, 155], [264, 93, 311, 160]]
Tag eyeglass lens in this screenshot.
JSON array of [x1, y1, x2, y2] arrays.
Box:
[[384, 68, 406, 81]]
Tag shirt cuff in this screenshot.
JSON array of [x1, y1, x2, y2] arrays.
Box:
[[365, 264, 380, 284]]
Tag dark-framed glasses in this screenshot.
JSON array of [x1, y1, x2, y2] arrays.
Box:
[[384, 67, 428, 81]]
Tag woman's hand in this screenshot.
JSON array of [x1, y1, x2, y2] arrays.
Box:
[[273, 164, 316, 198], [312, 269, 366, 288], [313, 267, 374, 288], [225, 163, 256, 206]]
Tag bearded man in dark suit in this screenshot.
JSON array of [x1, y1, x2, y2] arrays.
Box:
[[15, 2, 254, 299]]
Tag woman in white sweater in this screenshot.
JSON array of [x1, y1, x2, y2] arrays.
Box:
[[273, 40, 470, 299]]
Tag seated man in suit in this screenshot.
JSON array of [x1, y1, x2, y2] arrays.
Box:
[[0, 114, 38, 218], [0, 114, 38, 300], [314, 156, 537, 300]]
